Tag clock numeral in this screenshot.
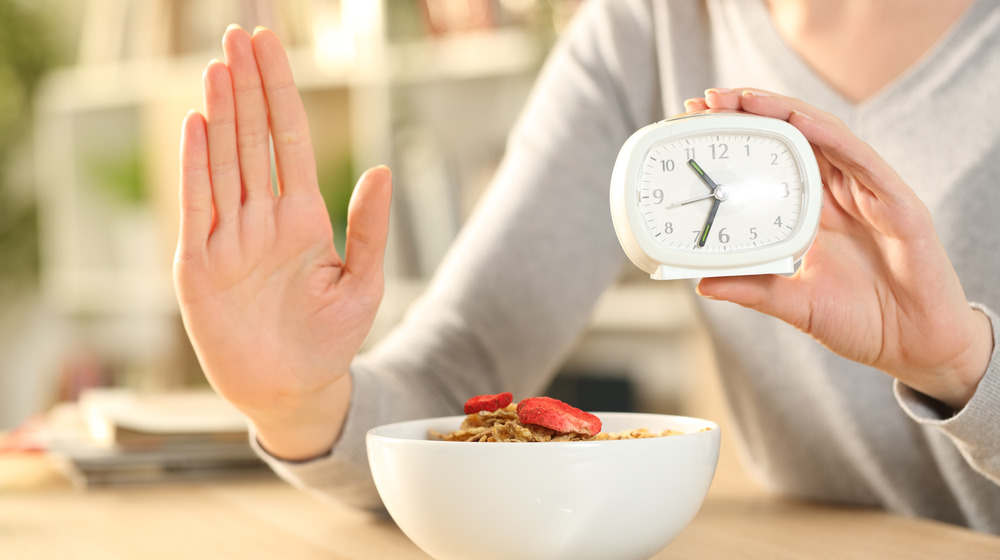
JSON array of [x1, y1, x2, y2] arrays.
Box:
[[685, 147, 696, 160], [653, 189, 664, 204], [780, 182, 790, 198], [718, 228, 730, 244], [749, 227, 758, 240], [774, 216, 783, 228], [664, 222, 673, 234], [709, 143, 729, 160], [661, 159, 675, 172], [744, 144, 751, 157], [770, 152, 780, 165]]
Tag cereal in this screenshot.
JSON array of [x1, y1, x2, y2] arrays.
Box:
[[429, 398, 688, 442]]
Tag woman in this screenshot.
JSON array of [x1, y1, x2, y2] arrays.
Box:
[[174, 0, 999, 531]]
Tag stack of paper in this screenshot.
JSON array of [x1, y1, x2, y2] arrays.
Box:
[[47, 388, 269, 488]]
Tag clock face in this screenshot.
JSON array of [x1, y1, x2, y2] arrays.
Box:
[[637, 131, 806, 254], [609, 112, 823, 280]]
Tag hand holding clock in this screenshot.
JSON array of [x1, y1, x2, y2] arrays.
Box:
[[688, 89, 992, 410]]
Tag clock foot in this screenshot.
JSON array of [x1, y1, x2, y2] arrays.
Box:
[[651, 257, 796, 280]]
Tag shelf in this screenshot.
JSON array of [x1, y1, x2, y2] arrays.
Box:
[[31, 1, 570, 319]]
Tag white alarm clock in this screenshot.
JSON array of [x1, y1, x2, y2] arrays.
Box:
[[609, 111, 822, 280]]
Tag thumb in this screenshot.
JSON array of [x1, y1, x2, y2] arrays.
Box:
[[697, 274, 813, 333], [343, 165, 393, 282]]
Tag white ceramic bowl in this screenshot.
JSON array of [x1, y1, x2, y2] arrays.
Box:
[[367, 412, 720, 560]]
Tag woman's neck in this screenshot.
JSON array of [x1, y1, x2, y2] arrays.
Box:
[[764, 0, 974, 103]]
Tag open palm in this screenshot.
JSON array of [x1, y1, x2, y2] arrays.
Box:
[[174, 26, 391, 457]]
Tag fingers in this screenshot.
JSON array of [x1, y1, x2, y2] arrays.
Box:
[[192, 25, 320, 243], [343, 166, 393, 284], [785, 109, 905, 207], [178, 111, 214, 254], [703, 88, 743, 110], [203, 60, 243, 225], [683, 97, 708, 112], [705, 88, 841, 129], [222, 25, 273, 203], [703, 88, 909, 207], [251, 28, 319, 197]]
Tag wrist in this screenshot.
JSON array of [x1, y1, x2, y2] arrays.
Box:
[[251, 374, 353, 462], [915, 308, 993, 410]]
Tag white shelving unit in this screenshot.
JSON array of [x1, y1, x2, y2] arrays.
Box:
[[31, 0, 702, 403]]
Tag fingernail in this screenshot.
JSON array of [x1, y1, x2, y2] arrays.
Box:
[[742, 89, 770, 98], [705, 88, 733, 96], [790, 109, 813, 120], [226, 23, 243, 32], [253, 25, 268, 35]]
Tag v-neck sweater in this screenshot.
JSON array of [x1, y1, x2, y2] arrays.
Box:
[[253, 0, 1000, 533]]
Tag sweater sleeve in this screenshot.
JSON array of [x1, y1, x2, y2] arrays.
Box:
[[250, 0, 666, 510], [894, 302, 1000, 486]]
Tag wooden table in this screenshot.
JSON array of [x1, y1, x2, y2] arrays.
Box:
[[2, 452, 998, 559]]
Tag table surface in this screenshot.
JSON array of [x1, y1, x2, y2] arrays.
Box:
[[3, 451, 999, 560]]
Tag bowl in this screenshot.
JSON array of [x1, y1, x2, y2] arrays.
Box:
[[366, 412, 720, 560]]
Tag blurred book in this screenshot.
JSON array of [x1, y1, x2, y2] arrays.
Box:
[[45, 389, 270, 489], [79, 388, 248, 449]]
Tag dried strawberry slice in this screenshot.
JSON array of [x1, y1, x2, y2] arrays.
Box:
[[463, 392, 514, 414], [516, 397, 602, 436]]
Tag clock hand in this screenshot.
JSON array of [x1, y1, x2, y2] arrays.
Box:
[[688, 159, 720, 192], [699, 197, 722, 248], [667, 192, 716, 208], [687, 159, 725, 248], [668, 186, 731, 208]]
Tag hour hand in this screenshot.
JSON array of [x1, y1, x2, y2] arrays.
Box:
[[688, 159, 720, 192]]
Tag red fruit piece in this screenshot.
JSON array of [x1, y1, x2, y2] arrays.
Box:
[[464, 392, 514, 414], [516, 397, 602, 436]]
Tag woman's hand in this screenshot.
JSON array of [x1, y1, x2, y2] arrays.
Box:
[[174, 26, 392, 459], [686, 89, 992, 410]]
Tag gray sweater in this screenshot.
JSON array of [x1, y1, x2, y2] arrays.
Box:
[[255, 0, 1000, 533]]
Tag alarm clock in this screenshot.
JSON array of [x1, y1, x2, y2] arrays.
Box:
[[609, 111, 822, 280]]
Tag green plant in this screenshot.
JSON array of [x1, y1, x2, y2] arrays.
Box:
[[88, 145, 148, 207], [317, 150, 356, 257], [0, 0, 59, 292]]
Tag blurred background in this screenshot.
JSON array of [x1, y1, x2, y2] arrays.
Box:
[[0, 0, 714, 434]]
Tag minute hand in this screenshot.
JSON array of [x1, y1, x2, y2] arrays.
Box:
[[698, 197, 723, 248], [688, 159, 723, 248]]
